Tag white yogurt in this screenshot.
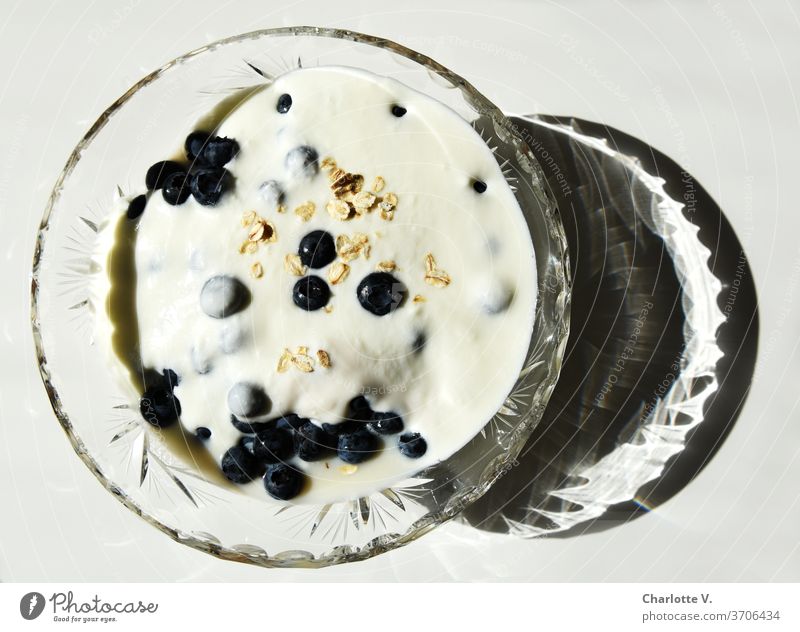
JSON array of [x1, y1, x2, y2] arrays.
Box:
[[105, 66, 537, 503]]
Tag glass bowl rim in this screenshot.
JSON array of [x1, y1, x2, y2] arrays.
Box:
[[30, 25, 571, 568]]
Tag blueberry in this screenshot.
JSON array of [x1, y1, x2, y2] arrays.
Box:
[[195, 426, 212, 440], [356, 272, 406, 316], [274, 413, 307, 431], [321, 420, 361, 436], [190, 346, 212, 375], [369, 411, 404, 435], [230, 414, 275, 434], [258, 179, 285, 206], [391, 104, 407, 117], [126, 194, 147, 220], [411, 329, 427, 354], [398, 432, 427, 459], [251, 427, 295, 463], [139, 369, 180, 428], [285, 145, 319, 180], [200, 275, 250, 319], [221, 441, 264, 484], [292, 275, 330, 311], [185, 131, 211, 161], [145, 160, 185, 190], [201, 136, 239, 168], [264, 463, 305, 500], [298, 230, 336, 268], [295, 422, 336, 461], [139, 385, 181, 428], [189, 167, 232, 206], [338, 429, 380, 464], [227, 382, 269, 419], [276, 93, 292, 113], [239, 434, 256, 451], [472, 179, 487, 194], [481, 282, 514, 314], [219, 323, 246, 354], [161, 368, 179, 388], [161, 171, 190, 205], [346, 395, 373, 422]]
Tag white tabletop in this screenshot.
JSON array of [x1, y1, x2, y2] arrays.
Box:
[[1, 0, 798, 581]]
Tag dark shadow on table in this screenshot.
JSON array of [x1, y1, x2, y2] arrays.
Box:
[[462, 116, 759, 536]]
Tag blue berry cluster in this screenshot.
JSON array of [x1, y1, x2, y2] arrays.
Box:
[[291, 229, 336, 311], [139, 368, 181, 429], [137, 345, 428, 500], [215, 384, 427, 500], [125, 130, 238, 218], [290, 230, 407, 316]]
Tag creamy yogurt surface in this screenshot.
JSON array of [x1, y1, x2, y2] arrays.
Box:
[[105, 65, 537, 503]]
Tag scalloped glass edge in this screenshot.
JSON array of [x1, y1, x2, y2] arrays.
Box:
[[30, 27, 570, 568]]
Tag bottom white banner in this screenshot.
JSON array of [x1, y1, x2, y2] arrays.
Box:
[[0, 583, 797, 631]]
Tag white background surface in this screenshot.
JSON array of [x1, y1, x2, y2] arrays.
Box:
[[1, 0, 798, 581]]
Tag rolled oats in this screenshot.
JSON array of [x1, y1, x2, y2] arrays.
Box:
[[352, 190, 377, 214], [424, 252, 451, 288], [331, 171, 364, 198], [326, 199, 353, 221], [317, 349, 332, 369], [378, 192, 398, 221], [291, 349, 315, 373], [294, 201, 316, 222], [328, 166, 345, 182], [248, 218, 276, 243], [277, 348, 293, 373], [250, 261, 264, 279], [328, 261, 350, 285], [241, 210, 257, 227], [336, 233, 370, 262], [284, 253, 307, 276]]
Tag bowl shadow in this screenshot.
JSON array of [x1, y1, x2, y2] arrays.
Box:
[[462, 115, 759, 536]]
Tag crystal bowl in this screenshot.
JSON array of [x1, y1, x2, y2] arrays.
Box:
[[31, 26, 569, 568]]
